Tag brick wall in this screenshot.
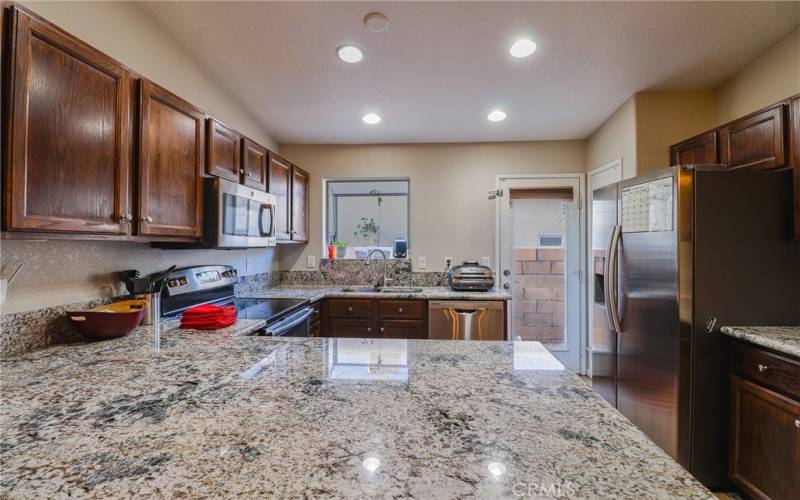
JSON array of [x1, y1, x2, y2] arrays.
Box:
[[513, 247, 565, 346]]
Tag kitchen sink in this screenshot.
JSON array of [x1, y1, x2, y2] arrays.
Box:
[[380, 287, 424, 294], [339, 287, 382, 293]]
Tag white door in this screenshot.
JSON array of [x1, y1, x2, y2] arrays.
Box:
[[586, 160, 622, 376], [496, 175, 585, 371]]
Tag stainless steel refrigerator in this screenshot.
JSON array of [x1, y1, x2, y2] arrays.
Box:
[[591, 165, 800, 488]]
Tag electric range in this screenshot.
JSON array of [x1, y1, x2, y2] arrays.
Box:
[[157, 265, 313, 336]]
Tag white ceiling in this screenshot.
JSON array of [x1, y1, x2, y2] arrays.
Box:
[[138, 1, 800, 144]]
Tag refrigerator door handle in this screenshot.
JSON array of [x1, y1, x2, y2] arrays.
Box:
[[603, 226, 616, 332], [606, 225, 623, 333]]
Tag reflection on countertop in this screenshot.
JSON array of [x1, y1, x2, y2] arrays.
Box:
[[720, 325, 800, 358], [0, 327, 710, 498]]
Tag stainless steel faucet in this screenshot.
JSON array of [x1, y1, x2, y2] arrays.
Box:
[[364, 248, 392, 288]]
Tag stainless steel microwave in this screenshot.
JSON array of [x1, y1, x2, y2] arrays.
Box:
[[205, 177, 276, 248]]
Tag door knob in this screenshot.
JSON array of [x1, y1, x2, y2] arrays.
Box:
[[503, 269, 511, 276], [140, 216, 153, 223], [757, 364, 768, 373], [503, 283, 511, 289]]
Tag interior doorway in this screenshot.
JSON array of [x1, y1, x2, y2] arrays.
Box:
[[495, 175, 586, 372]]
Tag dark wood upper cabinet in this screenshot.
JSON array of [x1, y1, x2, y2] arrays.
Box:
[[138, 79, 204, 239], [268, 153, 292, 241], [291, 165, 310, 243], [719, 103, 787, 171], [206, 118, 241, 182], [241, 138, 268, 191], [730, 375, 800, 500], [789, 95, 800, 240], [670, 131, 717, 166], [3, 6, 132, 235]]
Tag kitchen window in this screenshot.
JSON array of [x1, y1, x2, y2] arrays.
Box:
[[325, 178, 409, 259]]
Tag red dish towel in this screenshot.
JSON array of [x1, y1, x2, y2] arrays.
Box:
[[180, 304, 237, 330]]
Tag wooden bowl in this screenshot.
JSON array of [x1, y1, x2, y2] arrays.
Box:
[[67, 300, 146, 340]]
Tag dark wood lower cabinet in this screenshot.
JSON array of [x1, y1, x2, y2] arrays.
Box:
[[323, 298, 428, 339], [327, 319, 375, 338], [729, 342, 800, 500], [380, 320, 427, 339]]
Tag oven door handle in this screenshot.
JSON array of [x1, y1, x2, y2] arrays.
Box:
[[266, 307, 313, 336]]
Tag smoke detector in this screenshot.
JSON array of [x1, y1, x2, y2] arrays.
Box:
[[364, 12, 389, 33]]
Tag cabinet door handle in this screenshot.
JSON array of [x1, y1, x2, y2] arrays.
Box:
[[795, 419, 800, 429], [380, 327, 385, 333], [757, 364, 768, 373], [118, 213, 133, 222], [347, 307, 353, 312], [140, 216, 153, 223], [398, 307, 404, 313], [239, 168, 244, 174], [366, 327, 372, 333]]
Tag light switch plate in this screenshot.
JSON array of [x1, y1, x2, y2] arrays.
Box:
[[481, 256, 491, 267], [307, 255, 316, 268], [417, 256, 427, 270]]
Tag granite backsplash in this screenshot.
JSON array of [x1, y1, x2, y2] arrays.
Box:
[[1, 261, 449, 357]]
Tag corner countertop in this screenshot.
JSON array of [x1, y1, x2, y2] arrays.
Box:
[[240, 285, 512, 302], [720, 326, 800, 358], [0, 321, 710, 498]]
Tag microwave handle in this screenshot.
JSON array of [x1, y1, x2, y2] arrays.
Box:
[[259, 204, 275, 237]]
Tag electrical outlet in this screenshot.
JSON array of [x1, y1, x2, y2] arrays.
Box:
[[444, 256, 453, 270], [481, 256, 491, 267], [307, 255, 316, 268], [417, 256, 427, 270]]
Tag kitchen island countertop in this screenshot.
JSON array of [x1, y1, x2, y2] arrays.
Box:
[[239, 285, 512, 302], [0, 322, 710, 498], [720, 326, 800, 358]]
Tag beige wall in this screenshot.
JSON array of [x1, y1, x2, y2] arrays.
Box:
[[18, 0, 277, 149], [0, 1, 280, 314], [715, 27, 800, 126], [279, 142, 586, 272], [635, 91, 715, 174], [585, 97, 637, 179]]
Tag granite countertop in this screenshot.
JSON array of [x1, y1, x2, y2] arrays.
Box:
[[0, 322, 710, 498], [240, 285, 512, 302], [720, 326, 800, 358]]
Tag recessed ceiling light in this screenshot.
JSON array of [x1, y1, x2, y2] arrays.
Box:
[[364, 12, 390, 33], [336, 45, 363, 63], [509, 39, 537, 58], [487, 110, 507, 122], [362, 113, 381, 125]]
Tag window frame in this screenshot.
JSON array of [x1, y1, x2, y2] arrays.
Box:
[[322, 177, 411, 259]]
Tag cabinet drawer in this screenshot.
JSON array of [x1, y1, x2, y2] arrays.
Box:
[[327, 299, 374, 319], [379, 300, 424, 320], [732, 341, 800, 399], [328, 319, 374, 338], [379, 320, 426, 339]]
